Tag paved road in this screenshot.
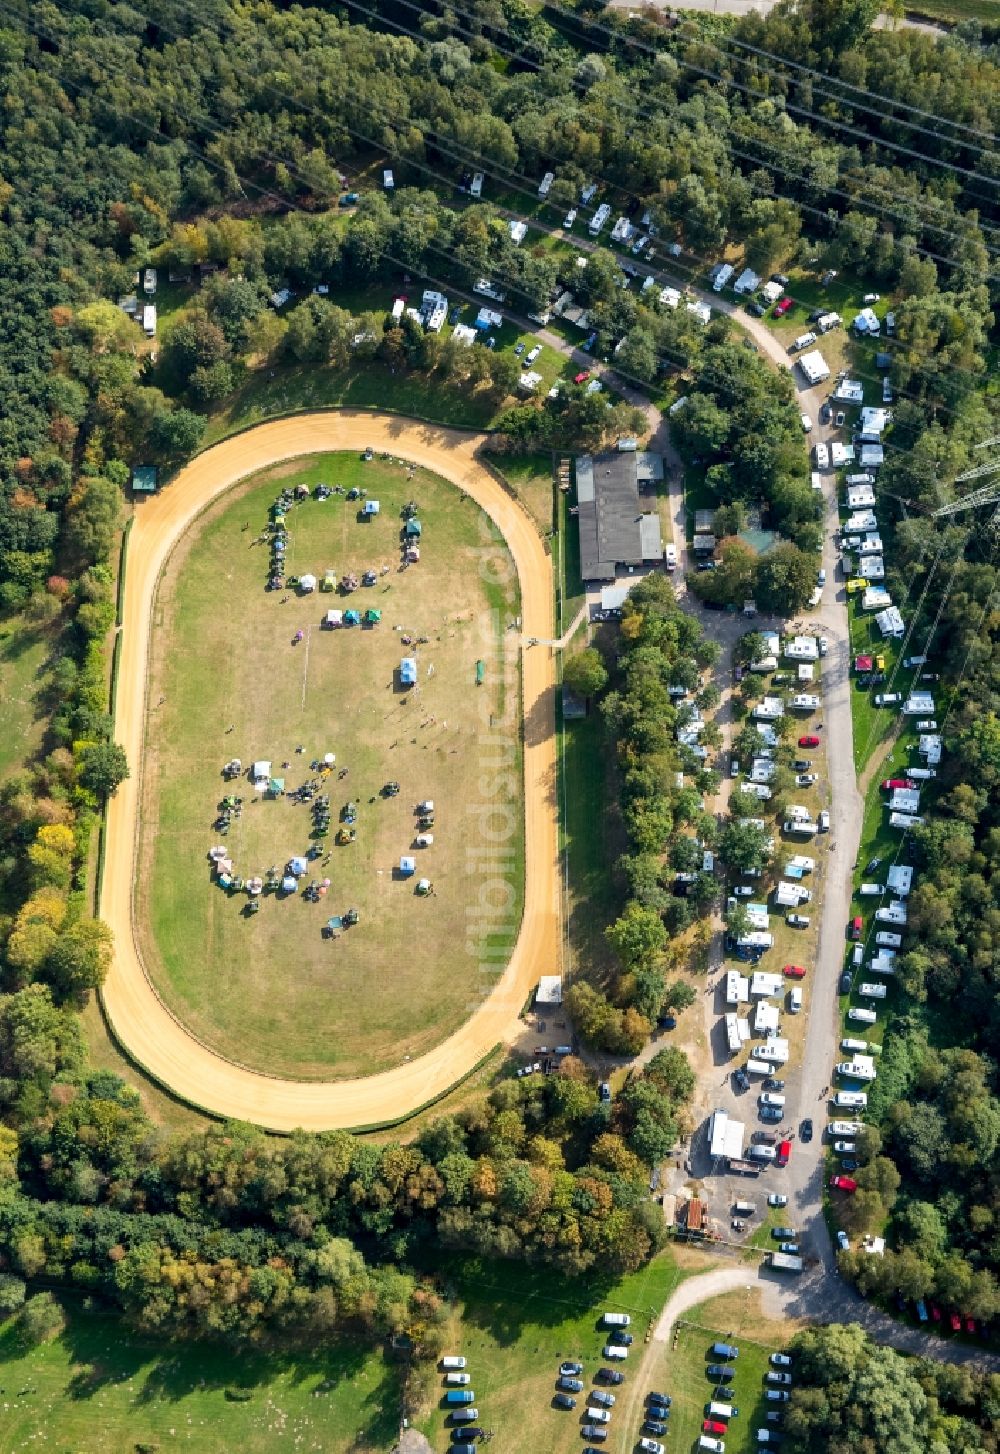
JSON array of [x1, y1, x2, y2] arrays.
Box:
[[101, 412, 560, 1132], [609, 0, 948, 36]]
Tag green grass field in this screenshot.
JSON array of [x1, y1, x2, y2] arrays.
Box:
[[137, 452, 523, 1081], [491, 451, 555, 536], [0, 614, 57, 780], [0, 1298, 400, 1454], [415, 1250, 694, 1454]]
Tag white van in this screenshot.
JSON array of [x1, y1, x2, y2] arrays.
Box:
[[709, 1403, 735, 1420], [602, 1312, 631, 1326], [760, 1092, 785, 1108], [852, 945, 863, 967], [841, 1038, 869, 1053], [788, 987, 803, 1014], [665, 542, 677, 572], [834, 1090, 868, 1108], [748, 1144, 777, 1161], [700, 1439, 725, 1454], [859, 982, 887, 999], [829, 1120, 865, 1136], [442, 1356, 467, 1369], [603, 1343, 628, 1359], [858, 883, 883, 896], [445, 1372, 471, 1385], [848, 1007, 878, 1025], [746, 1058, 773, 1075]]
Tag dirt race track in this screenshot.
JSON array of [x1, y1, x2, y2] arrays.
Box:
[[101, 412, 559, 1131]]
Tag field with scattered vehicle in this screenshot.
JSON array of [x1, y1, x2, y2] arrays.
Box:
[[136, 451, 523, 1081]]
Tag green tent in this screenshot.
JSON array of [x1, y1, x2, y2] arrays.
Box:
[[365, 608, 382, 624], [269, 777, 285, 795]]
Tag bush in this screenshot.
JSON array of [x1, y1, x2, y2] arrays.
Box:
[[0, 1273, 27, 1315], [16, 1291, 66, 1345]]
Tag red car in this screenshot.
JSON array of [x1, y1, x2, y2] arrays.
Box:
[[798, 734, 820, 748], [783, 963, 807, 979], [830, 1175, 857, 1193], [950, 1312, 962, 1332], [574, 370, 591, 384], [930, 1304, 942, 1322], [773, 297, 792, 316], [966, 1317, 976, 1334], [881, 778, 915, 791], [703, 1421, 727, 1435], [850, 916, 863, 941], [777, 1139, 792, 1166]]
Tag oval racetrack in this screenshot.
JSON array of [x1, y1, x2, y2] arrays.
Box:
[[100, 412, 559, 1132]]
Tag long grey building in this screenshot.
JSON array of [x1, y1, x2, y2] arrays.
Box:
[[576, 451, 663, 582]]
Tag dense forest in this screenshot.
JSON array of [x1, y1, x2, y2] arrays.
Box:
[[0, 0, 997, 1354], [783, 1323, 1000, 1453]]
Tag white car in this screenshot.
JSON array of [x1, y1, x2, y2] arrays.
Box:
[[874, 692, 901, 707], [834, 1140, 856, 1153], [836, 1230, 851, 1251], [639, 1442, 665, 1454], [801, 412, 813, 432], [916, 718, 938, 731], [770, 1353, 792, 1367], [876, 931, 902, 948], [603, 1344, 628, 1359], [786, 913, 810, 928], [796, 773, 818, 786], [817, 568, 826, 586], [818, 809, 830, 831], [585, 1408, 611, 1424], [768, 1193, 788, 1207], [814, 442, 829, 470], [525, 345, 541, 364]]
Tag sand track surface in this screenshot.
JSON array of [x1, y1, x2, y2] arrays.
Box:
[[101, 412, 558, 1131]]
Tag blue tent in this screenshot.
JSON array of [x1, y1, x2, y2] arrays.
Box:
[[405, 519, 422, 537], [289, 856, 308, 876], [400, 656, 417, 686], [281, 875, 297, 893], [344, 609, 361, 626]]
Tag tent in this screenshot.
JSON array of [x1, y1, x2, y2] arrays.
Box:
[[400, 657, 417, 686], [364, 608, 382, 624], [405, 519, 422, 537], [476, 660, 485, 685], [344, 609, 361, 626], [405, 545, 420, 562], [218, 872, 232, 888], [281, 875, 297, 893], [324, 610, 342, 628], [363, 500, 380, 516], [247, 877, 263, 895], [400, 855, 416, 875], [289, 856, 308, 876], [299, 574, 317, 592], [323, 752, 336, 766], [252, 760, 271, 787], [268, 778, 284, 795], [416, 878, 432, 895]]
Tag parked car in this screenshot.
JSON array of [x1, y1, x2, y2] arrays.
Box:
[[767, 1371, 793, 1386], [798, 735, 820, 748], [557, 1377, 583, 1393], [818, 809, 830, 831], [647, 1392, 671, 1408], [881, 777, 915, 790], [559, 1362, 583, 1377], [595, 1368, 624, 1385], [850, 916, 863, 941], [834, 1140, 856, 1153], [786, 913, 810, 928], [638, 1441, 665, 1454], [801, 413, 813, 432], [706, 1365, 735, 1381], [768, 1193, 788, 1207], [772, 1226, 797, 1240], [778, 1242, 800, 1255], [839, 970, 853, 994], [704, 1420, 727, 1435], [766, 1390, 791, 1403], [793, 758, 812, 771], [770, 1354, 792, 1367], [590, 1390, 615, 1407], [644, 1420, 668, 1436], [773, 297, 792, 316], [763, 1076, 786, 1090], [796, 773, 818, 786], [783, 964, 806, 979], [874, 692, 901, 707], [525, 345, 541, 364], [830, 1175, 858, 1192], [553, 1392, 577, 1410], [574, 370, 591, 384], [800, 1119, 813, 1141], [836, 1230, 851, 1251]]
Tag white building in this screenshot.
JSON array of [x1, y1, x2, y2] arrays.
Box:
[[919, 734, 942, 764], [784, 635, 819, 661], [756, 1037, 789, 1064], [452, 323, 477, 346], [610, 216, 634, 244], [753, 1001, 780, 1035], [420, 290, 448, 332], [753, 697, 785, 721], [903, 692, 935, 716], [725, 971, 750, 1006], [536, 975, 563, 1005], [831, 442, 855, 469], [659, 285, 681, 309], [589, 202, 611, 234], [687, 299, 712, 326], [762, 280, 783, 304], [860, 406, 891, 435], [709, 1109, 746, 1161], [734, 267, 761, 294], [834, 379, 865, 403], [862, 586, 892, 611], [854, 307, 880, 335], [750, 971, 783, 999], [887, 865, 913, 896], [860, 444, 884, 469], [799, 350, 830, 385], [846, 510, 878, 532], [876, 606, 905, 638], [508, 219, 528, 246], [891, 787, 921, 813], [847, 484, 876, 509]]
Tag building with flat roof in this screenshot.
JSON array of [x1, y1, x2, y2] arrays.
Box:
[[576, 451, 662, 580]]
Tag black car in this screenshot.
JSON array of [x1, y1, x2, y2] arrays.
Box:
[[733, 1067, 751, 1093], [657, 1014, 677, 1030], [647, 1392, 671, 1406], [771, 273, 790, 285], [451, 1432, 484, 1444], [793, 759, 812, 771], [557, 1377, 583, 1393], [596, 1368, 624, 1385], [553, 1392, 576, 1410], [808, 308, 824, 323], [839, 970, 853, 995], [763, 1077, 785, 1092], [819, 403, 832, 424], [748, 300, 766, 317], [707, 1365, 735, 1380], [648, 1403, 671, 1420], [801, 1118, 814, 1142], [611, 1332, 634, 1346], [841, 1159, 859, 1171]]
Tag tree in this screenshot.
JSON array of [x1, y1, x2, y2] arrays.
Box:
[[754, 543, 817, 615], [16, 1292, 66, 1345], [150, 408, 206, 461], [720, 818, 773, 874], [605, 902, 667, 971], [46, 918, 113, 996], [78, 742, 129, 799], [563, 647, 608, 699]]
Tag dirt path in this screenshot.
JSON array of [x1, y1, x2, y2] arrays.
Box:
[[101, 412, 559, 1132]]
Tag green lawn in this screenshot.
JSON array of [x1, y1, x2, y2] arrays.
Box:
[[491, 450, 555, 537], [0, 1298, 401, 1454], [0, 614, 58, 779], [137, 452, 523, 1081], [845, 600, 919, 772], [634, 1283, 804, 1454], [203, 359, 499, 450], [415, 1250, 693, 1454]]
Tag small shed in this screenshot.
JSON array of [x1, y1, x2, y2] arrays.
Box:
[[405, 519, 422, 537], [399, 855, 416, 875], [400, 656, 417, 686], [324, 609, 343, 628], [131, 465, 158, 494], [363, 500, 380, 517]]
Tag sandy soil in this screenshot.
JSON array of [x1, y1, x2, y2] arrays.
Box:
[[101, 412, 559, 1131]]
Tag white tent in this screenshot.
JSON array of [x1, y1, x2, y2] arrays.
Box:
[[323, 609, 342, 628], [299, 573, 317, 592], [399, 855, 416, 874], [252, 760, 271, 787]]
